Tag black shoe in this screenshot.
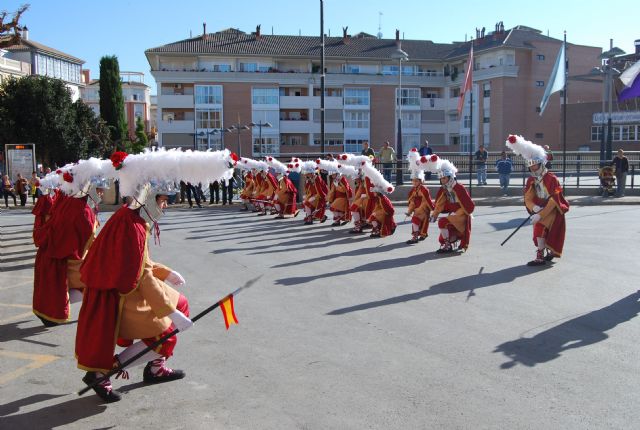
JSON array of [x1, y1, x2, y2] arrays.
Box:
[[320, 216, 328, 223], [527, 259, 546, 266], [418, 235, 427, 241], [274, 215, 285, 219], [544, 251, 555, 262], [349, 228, 363, 234], [257, 212, 266, 216], [143, 363, 185, 384], [331, 221, 341, 226], [82, 372, 122, 403], [38, 316, 60, 327], [406, 237, 419, 244]]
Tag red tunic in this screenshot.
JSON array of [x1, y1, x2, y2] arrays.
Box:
[[434, 182, 475, 250], [524, 172, 569, 256], [32, 194, 54, 247], [75, 206, 147, 372], [32, 195, 96, 323]]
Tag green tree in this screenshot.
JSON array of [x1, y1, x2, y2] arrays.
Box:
[[98, 55, 128, 150], [131, 116, 148, 153], [0, 75, 110, 167]]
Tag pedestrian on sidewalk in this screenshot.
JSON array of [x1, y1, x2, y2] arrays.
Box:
[[15, 173, 29, 206], [379, 140, 396, 182], [612, 149, 629, 197], [2, 174, 17, 207], [474, 144, 488, 185], [495, 151, 513, 196]]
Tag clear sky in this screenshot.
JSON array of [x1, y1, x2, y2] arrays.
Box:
[[3, 0, 638, 95]]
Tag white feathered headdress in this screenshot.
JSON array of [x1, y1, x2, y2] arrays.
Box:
[[437, 158, 458, 179], [300, 160, 318, 174], [58, 158, 116, 196], [287, 158, 302, 174], [266, 156, 288, 175], [407, 148, 426, 180], [316, 158, 339, 174], [336, 163, 358, 179], [506, 134, 547, 166], [362, 163, 394, 194], [337, 153, 373, 168]]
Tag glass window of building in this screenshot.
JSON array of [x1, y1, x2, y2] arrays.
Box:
[[252, 88, 279, 105], [196, 108, 222, 129], [396, 88, 420, 106], [344, 111, 369, 128], [195, 85, 223, 105], [344, 88, 370, 106]]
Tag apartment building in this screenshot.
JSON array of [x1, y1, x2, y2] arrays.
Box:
[[3, 28, 84, 101], [145, 23, 602, 156], [80, 70, 152, 140]]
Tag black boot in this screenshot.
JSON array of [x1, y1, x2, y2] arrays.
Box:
[[143, 358, 185, 384], [82, 372, 122, 403]]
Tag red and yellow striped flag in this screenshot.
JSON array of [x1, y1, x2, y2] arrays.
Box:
[[219, 295, 238, 329]]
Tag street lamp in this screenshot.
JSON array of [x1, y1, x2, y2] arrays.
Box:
[[249, 121, 273, 156], [211, 128, 229, 150], [226, 123, 251, 157], [391, 47, 409, 186], [590, 43, 625, 165]]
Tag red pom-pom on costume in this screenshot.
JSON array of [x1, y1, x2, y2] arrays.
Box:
[[267, 156, 273, 161], [63, 172, 73, 183], [420, 156, 427, 163], [341, 154, 348, 160], [110, 151, 128, 170], [430, 154, 438, 162], [411, 147, 417, 152], [230, 152, 239, 162], [508, 135, 517, 144], [295, 163, 299, 168], [387, 187, 393, 193], [56, 169, 62, 174], [316, 159, 321, 164]]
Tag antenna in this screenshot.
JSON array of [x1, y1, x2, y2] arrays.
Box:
[[190, 29, 192, 38], [377, 11, 383, 39]]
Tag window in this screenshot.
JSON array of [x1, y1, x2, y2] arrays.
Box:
[[240, 63, 257, 72], [253, 136, 280, 156], [450, 87, 461, 98], [463, 115, 471, 128], [449, 135, 460, 146], [619, 125, 632, 141], [591, 126, 603, 141], [535, 133, 544, 139], [483, 83, 490, 97], [252, 87, 279, 105], [402, 112, 420, 129], [134, 104, 144, 119], [536, 81, 545, 87], [344, 138, 367, 153], [312, 134, 343, 146], [483, 116, 490, 124], [396, 88, 420, 107], [537, 54, 545, 61], [344, 111, 369, 128], [344, 88, 370, 106], [195, 85, 223, 105], [195, 108, 222, 129], [402, 134, 420, 151], [343, 64, 360, 74]]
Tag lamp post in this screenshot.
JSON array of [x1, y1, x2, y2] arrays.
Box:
[[249, 121, 273, 156], [211, 128, 229, 150], [226, 123, 251, 157], [391, 47, 409, 186], [592, 42, 625, 165]]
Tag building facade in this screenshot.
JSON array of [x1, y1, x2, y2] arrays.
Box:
[[80, 70, 152, 140], [3, 29, 84, 101], [145, 24, 603, 156]]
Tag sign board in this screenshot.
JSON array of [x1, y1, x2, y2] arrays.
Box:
[[593, 111, 640, 124], [4, 143, 36, 180]]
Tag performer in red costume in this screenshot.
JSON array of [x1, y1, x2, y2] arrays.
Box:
[[266, 156, 298, 219], [429, 157, 475, 253], [506, 134, 569, 266], [362, 162, 396, 238], [32, 159, 109, 327], [301, 161, 328, 225]]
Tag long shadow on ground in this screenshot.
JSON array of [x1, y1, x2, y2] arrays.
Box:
[[326, 264, 549, 314], [494, 290, 640, 368]]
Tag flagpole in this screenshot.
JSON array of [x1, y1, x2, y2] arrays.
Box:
[[469, 89, 473, 193], [562, 31, 567, 187], [77, 277, 261, 396]]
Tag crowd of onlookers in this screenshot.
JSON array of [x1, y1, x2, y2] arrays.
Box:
[[2, 169, 51, 208]]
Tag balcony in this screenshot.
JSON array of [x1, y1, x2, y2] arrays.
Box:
[[420, 98, 446, 110], [0, 56, 29, 74], [279, 120, 313, 134], [157, 94, 194, 109], [158, 120, 194, 133], [279, 96, 315, 109]]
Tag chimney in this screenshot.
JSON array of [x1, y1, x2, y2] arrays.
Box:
[[22, 25, 29, 41], [342, 26, 350, 44], [395, 29, 401, 48], [202, 22, 207, 40], [256, 24, 261, 40], [82, 69, 91, 84], [635, 39, 640, 54]]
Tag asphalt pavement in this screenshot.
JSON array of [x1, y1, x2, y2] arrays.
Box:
[[1, 203, 639, 429]]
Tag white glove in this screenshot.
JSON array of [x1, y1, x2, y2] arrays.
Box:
[[449, 212, 456, 217], [532, 205, 542, 213], [166, 271, 186, 288], [169, 310, 193, 332], [531, 214, 541, 224], [360, 194, 367, 199], [309, 196, 316, 203]]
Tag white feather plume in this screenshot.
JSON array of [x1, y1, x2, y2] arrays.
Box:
[[362, 162, 394, 194], [505, 134, 547, 162]]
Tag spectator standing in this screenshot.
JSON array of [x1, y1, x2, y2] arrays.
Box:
[[222, 174, 235, 205], [474, 144, 488, 185], [185, 182, 202, 208], [495, 151, 513, 196], [2, 174, 17, 207], [419, 140, 433, 179], [612, 148, 629, 197], [361, 140, 375, 158], [379, 141, 396, 182], [543, 145, 553, 169], [209, 181, 220, 204], [15, 173, 29, 206], [29, 171, 41, 204]]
